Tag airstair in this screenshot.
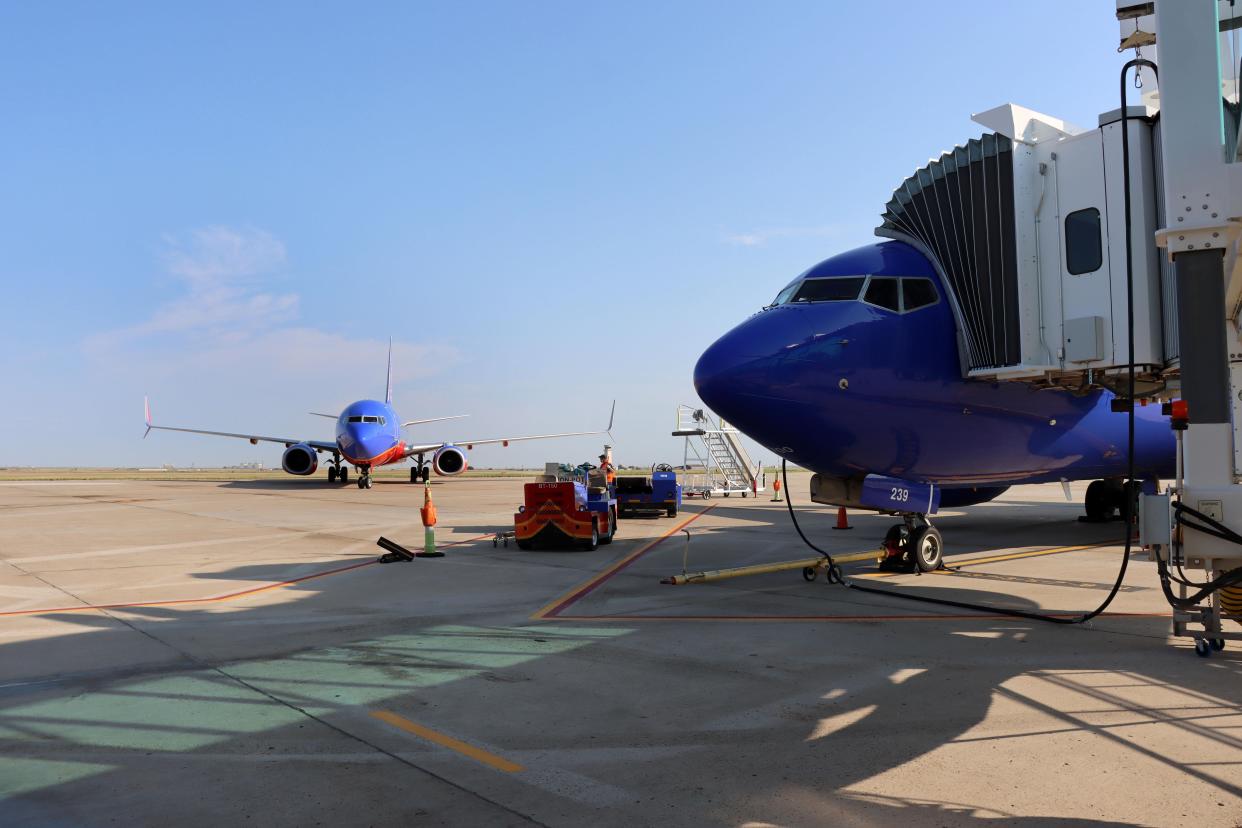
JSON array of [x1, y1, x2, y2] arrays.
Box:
[[672, 405, 765, 497]]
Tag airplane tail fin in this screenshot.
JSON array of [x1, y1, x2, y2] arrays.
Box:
[[384, 338, 393, 405], [143, 396, 152, 439]]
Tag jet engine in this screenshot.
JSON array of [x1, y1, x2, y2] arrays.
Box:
[[432, 445, 468, 476], [281, 443, 319, 476]]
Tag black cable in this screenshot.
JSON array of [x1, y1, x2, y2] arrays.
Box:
[[777, 59, 1158, 626]]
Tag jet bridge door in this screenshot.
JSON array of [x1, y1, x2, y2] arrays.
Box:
[[1053, 130, 1113, 366]]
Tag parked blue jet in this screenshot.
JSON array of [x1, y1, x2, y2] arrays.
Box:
[[694, 241, 1174, 524], [146, 344, 614, 489]]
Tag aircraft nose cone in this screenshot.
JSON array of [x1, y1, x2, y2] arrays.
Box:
[[694, 307, 813, 422]]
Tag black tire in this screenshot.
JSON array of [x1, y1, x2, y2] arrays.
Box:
[[580, 522, 599, 551], [600, 511, 616, 545], [1195, 639, 1211, 657], [667, 507, 677, 517], [911, 526, 943, 572], [328, 467, 337, 483], [723, 492, 730, 498], [422, 468, 432, 483], [357, 476, 366, 489], [742, 491, 748, 498], [1084, 480, 1115, 522], [802, 566, 817, 582], [410, 468, 418, 483], [339, 468, 349, 484]]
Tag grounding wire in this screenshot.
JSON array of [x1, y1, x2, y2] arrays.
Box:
[[777, 59, 1157, 626]]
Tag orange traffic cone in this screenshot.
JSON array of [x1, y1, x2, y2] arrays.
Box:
[[420, 484, 440, 555], [832, 506, 852, 530], [771, 479, 783, 502]]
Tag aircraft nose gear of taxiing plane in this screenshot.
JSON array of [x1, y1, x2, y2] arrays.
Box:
[[357, 467, 373, 489], [878, 514, 944, 574]]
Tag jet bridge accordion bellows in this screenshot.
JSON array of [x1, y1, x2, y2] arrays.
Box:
[[877, 133, 1021, 372]]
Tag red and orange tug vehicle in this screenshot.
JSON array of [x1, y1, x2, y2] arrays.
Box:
[[514, 465, 617, 551]]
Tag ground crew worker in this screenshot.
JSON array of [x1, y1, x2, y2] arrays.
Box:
[[598, 454, 616, 485]]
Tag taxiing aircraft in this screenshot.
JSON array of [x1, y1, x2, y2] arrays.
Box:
[[146, 344, 614, 489], [694, 241, 1175, 524]]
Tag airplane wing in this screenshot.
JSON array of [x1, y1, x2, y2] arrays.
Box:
[[402, 414, 469, 428], [401, 401, 615, 456], [144, 398, 337, 452]]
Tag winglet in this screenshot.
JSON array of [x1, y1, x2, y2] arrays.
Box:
[[606, 400, 616, 440], [384, 338, 394, 405], [143, 396, 152, 439]]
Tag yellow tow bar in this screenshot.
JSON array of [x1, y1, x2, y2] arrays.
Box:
[[661, 549, 883, 585]]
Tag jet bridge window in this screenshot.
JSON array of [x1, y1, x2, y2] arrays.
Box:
[[786, 277, 866, 304], [1065, 207, 1103, 275]]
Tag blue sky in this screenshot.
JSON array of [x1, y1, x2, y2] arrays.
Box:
[[1, 2, 1125, 467]]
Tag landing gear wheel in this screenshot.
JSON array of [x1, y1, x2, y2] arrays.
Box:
[[1211, 638, 1226, 651], [802, 566, 818, 582], [358, 476, 366, 489], [410, 467, 419, 483], [910, 526, 943, 572], [580, 523, 599, 551], [339, 468, 349, 484], [1084, 480, 1116, 522], [422, 468, 431, 483], [1195, 639, 1212, 657], [328, 467, 337, 483]]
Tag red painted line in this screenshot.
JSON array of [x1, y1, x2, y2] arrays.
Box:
[[538, 611, 1170, 623], [532, 506, 717, 619], [0, 533, 491, 618]]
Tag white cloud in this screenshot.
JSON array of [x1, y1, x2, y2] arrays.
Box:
[[84, 225, 458, 386], [723, 223, 865, 247]]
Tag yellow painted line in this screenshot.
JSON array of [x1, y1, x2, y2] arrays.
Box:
[[370, 710, 524, 773], [948, 541, 1114, 569]]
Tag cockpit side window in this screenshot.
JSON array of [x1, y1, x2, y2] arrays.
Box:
[[786, 277, 866, 304], [863, 277, 900, 312], [901, 278, 939, 312], [772, 283, 799, 306]]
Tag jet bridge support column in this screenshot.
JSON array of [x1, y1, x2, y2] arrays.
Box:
[[1175, 248, 1233, 489]]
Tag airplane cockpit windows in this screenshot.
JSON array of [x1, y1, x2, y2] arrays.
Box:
[[347, 415, 386, 424], [348, 416, 364, 423], [863, 277, 900, 312], [782, 277, 866, 304], [901, 278, 939, 312]]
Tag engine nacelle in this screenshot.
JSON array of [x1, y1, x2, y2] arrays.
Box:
[[281, 443, 319, 476], [433, 444, 468, 476]]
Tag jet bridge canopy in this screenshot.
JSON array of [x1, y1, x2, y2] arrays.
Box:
[[877, 132, 1022, 373]]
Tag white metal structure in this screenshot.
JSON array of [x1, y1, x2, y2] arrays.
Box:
[[673, 405, 765, 497]]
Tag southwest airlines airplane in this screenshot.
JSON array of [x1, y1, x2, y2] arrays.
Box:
[[694, 241, 1175, 520], [146, 344, 614, 489]]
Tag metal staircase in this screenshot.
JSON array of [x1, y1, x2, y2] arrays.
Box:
[[673, 405, 765, 496]]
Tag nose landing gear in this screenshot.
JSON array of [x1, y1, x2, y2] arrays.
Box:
[[357, 467, 373, 489], [879, 514, 943, 573]]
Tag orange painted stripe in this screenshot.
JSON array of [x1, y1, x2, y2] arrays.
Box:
[[0, 533, 491, 618], [530, 505, 717, 620], [370, 710, 523, 772]]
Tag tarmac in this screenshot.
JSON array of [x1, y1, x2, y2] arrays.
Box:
[[0, 473, 1239, 827]]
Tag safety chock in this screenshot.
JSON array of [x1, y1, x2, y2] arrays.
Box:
[[376, 535, 445, 563]]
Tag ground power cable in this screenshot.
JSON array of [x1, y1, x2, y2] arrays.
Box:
[[778, 59, 1158, 626]]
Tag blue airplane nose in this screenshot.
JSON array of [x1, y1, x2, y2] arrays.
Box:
[[345, 425, 392, 461], [694, 307, 814, 422]]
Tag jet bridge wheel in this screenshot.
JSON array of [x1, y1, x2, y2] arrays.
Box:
[[910, 526, 943, 572]]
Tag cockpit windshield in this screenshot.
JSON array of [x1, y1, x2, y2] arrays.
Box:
[[347, 415, 386, 424], [770, 275, 940, 313], [773, 277, 866, 305]]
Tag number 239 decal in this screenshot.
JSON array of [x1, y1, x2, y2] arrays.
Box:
[[890, 487, 909, 502]]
